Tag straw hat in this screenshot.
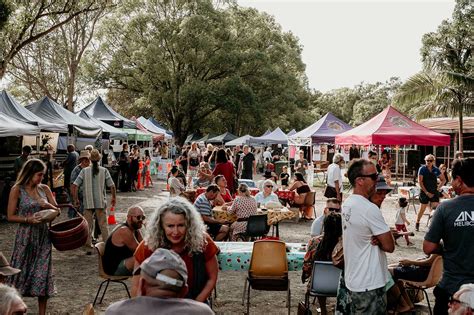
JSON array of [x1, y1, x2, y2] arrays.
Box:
[[0, 252, 20, 276], [78, 150, 91, 161], [90, 149, 101, 162]]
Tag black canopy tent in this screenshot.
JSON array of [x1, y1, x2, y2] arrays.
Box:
[[81, 96, 136, 129]]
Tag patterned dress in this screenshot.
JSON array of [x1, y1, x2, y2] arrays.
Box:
[[227, 196, 258, 241], [8, 186, 55, 297]]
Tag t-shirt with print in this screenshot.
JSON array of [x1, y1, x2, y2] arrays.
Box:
[[424, 195, 474, 294], [342, 194, 390, 292], [134, 234, 219, 294], [194, 193, 213, 217]]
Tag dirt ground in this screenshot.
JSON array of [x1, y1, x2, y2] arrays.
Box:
[[0, 177, 433, 314]]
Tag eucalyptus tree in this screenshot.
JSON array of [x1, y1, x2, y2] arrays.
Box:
[[85, 0, 311, 143]]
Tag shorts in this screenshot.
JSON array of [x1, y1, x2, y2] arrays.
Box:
[[393, 265, 430, 282], [349, 287, 387, 315], [206, 223, 222, 238], [419, 191, 439, 204], [114, 259, 132, 276]]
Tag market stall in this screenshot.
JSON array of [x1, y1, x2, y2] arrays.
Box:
[[81, 96, 136, 129], [207, 132, 238, 145]]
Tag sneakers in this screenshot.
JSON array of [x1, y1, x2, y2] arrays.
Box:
[[415, 222, 420, 231]]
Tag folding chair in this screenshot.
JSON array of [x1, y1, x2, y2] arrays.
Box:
[[305, 261, 342, 310], [404, 256, 443, 315], [93, 242, 131, 306]]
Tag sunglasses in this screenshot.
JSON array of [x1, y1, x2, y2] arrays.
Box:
[[448, 296, 468, 307], [426, 159, 434, 162], [327, 207, 341, 212], [132, 215, 146, 221], [357, 173, 378, 181], [265, 185, 273, 188]]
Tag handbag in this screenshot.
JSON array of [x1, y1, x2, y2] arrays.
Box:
[[298, 301, 312, 315], [332, 237, 344, 269], [323, 185, 337, 198]]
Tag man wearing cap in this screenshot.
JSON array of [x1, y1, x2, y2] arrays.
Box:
[[341, 159, 394, 314], [69, 150, 91, 217], [449, 283, 474, 314], [103, 206, 144, 276], [105, 248, 214, 314], [0, 252, 20, 284], [13, 145, 32, 178]]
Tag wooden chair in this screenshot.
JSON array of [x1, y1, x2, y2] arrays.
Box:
[[93, 242, 131, 306], [403, 256, 443, 315], [301, 191, 316, 219], [242, 240, 290, 315]]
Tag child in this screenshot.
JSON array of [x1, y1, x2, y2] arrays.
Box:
[[280, 165, 290, 188], [395, 197, 414, 246]]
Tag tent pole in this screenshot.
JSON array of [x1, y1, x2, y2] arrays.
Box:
[[403, 145, 406, 183], [395, 145, 399, 181]]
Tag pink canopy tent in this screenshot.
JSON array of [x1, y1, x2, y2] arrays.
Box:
[[335, 106, 450, 146]]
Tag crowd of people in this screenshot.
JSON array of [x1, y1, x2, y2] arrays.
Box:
[[1, 136, 473, 314]]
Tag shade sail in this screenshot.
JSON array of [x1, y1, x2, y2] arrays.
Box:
[[136, 116, 172, 139], [290, 112, 352, 144], [420, 117, 474, 134], [78, 111, 127, 140], [335, 106, 451, 146], [81, 96, 136, 129], [250, 127, 287, 145], [225, 134, 251, 146], [0, 90, 65, 132], [207, 132, 238, 144], [0, 112, 40, 137], [27, 97, 102, 138]]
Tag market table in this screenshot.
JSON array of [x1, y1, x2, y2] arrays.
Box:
[[215, 242, 305, 271], [213, 206, 296, 237], [275, 189, 295, 205]]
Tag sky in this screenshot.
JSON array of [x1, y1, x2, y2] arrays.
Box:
[[238, 0, 456, 92]]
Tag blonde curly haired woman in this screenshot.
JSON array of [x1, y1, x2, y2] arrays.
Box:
[[132, 197, 219, 303]]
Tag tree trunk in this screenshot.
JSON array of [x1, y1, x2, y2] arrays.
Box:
[[0, 61, 6, 80], [66, 69, 76, 111], [458, 107, 463, 154]]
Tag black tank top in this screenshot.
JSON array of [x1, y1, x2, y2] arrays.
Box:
[[103, 223, 135, 275]]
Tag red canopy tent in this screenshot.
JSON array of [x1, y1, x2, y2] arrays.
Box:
[[335, 106, 450, 146]]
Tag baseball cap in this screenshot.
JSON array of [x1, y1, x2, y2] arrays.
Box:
[[139, 249, 188, 288], [376, 176, 392, 192], [0, 252, 21, 276]]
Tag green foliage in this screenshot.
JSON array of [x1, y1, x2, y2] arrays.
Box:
[[311, 77, 402, 126], [394, 0, 473, 151], [0, 0, 12, 30], [84, 0, 311, 144]]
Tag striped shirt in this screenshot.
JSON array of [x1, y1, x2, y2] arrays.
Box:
[[74, 165, 114, 210], [194, 193, 213, 217]]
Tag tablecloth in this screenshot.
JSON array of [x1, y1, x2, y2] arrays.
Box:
[[213, 207, 296, 225], [216, 242, 305, 271], [275, 190, 295, 202]]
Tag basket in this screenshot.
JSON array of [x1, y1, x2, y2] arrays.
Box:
[[49, 205, 89, 251]]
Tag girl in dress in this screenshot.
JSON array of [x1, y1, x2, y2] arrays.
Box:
[[7, 159, 59, 315]]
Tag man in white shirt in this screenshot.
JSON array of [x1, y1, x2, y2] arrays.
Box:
[[341, 159, 395, 314], [310, 198, 341, 237], [326, 153, 344, 201]]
